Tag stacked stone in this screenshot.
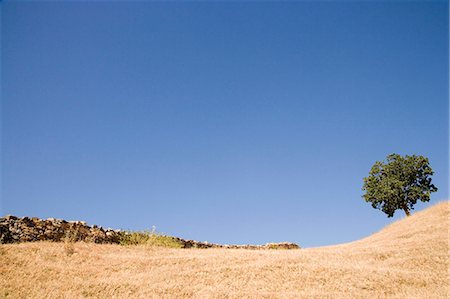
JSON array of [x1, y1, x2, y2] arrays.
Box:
[[177, 239, 300, 249], [263, 242, 300, 249], [0, 215, 301, 249], [0, 215, 123, 244]]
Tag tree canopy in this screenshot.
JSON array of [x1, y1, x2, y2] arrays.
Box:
[[362, 154, 438, 217]]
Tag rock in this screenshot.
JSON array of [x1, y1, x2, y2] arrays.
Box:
[[0, 215, 301, 249], [0, 224, 12, 244], [0, 215, 124, 244], [264, 242, 300, 249]]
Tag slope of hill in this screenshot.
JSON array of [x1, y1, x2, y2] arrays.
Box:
[[0, 201, 448, 298]]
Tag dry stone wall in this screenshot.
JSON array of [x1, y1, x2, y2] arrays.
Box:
[[0, 215, 122, 244], [0, 215, 300, 249]]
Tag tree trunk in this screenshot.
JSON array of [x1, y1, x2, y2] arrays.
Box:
[[403, 206, 410, 217]]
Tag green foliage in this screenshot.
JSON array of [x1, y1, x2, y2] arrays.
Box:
[[118, 229, 184, 248], [362, 153, 438, 217], [265, 244, 289, 250]]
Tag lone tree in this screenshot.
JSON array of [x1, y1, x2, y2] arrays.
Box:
[[362, 153, 437, 217]]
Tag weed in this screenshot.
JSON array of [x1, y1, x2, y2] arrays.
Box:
[[119, 229, 183, 248], [63, 226, 84, 243]]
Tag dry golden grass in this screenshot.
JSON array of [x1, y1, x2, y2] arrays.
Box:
[[1, 201, 448, 298]]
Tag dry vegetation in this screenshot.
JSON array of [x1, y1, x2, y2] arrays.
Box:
[[1, 201, 448, 298]]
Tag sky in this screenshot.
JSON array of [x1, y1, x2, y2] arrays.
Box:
[[1, 1, 448, 247]]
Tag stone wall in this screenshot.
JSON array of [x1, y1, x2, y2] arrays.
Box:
[[0, 215, 122, 244], [171, 238, 300, 249], [0, 215, 300, 249]]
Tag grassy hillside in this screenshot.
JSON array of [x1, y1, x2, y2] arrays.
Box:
[[1, 201, 448, 298]]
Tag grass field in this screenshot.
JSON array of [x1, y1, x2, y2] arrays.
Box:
[[1, 201, 448, 298]]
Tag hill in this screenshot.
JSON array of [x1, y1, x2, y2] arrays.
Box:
[[0, 201, 448, 298]]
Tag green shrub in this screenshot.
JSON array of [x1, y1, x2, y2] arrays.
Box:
[[119, 230, 184, 248]]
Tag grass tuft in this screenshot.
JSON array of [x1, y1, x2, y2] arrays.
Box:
[[63, 240, 75, 256]]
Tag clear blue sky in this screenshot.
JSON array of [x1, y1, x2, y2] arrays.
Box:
[[2, 1, 448, 247]]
